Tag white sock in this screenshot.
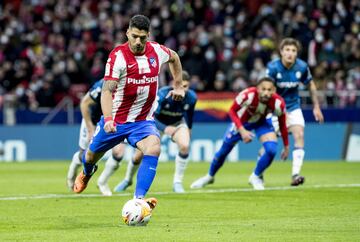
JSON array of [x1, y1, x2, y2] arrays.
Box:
[[292, 148, 305, 176], [67, 151, 82, 180], [173, 154, 189, 184], [97, 156, 120, 185], [124, 160, 140, 183]]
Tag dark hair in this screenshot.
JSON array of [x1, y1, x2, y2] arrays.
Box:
[[129, 15, 151, 32], [182, 70, 190, 81], [279, 38, 301, 52], [257, 77, 275, 86]]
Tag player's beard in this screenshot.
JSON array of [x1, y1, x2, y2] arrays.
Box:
[[260, 95, 270, 103], [134, 44, 144, 54]]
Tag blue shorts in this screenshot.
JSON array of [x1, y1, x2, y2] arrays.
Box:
[[222, 118, 275, 145], [89, 117, 160, 153]]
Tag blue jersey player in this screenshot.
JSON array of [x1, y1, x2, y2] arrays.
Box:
[[265, 38, 324, 186], [66, 79, 127, 196], [114, 71, 197, 193]]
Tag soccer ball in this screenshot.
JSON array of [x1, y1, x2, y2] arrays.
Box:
[[122, 199, 152, 226]]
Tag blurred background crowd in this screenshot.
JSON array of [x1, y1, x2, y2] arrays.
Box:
[[0, 0, 359, 110]]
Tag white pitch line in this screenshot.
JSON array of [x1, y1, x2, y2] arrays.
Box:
[[0, 184, 359, 201]]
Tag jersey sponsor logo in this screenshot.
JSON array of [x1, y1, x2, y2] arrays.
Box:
[[127, 76, 159, 84], [127, 63, 136, 68], [160, 110, 183, 117], [276, 82, 299, 88]]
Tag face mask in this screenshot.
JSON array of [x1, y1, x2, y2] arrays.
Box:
[[355, 13, 360, 23], [223, 49, 233, 61], [199, 32, 209, 46], [205, 50, 215, 61], [319, 17, 328, 26], [43, 13, 52, 23], [211, 0, 220, 10], [332, 17, 341, 26], [216, 72, 226, 81], [237, 13, 246, 24], [16, 87, 25, 96], [0, 35, 9, 44], [151, 17, 160, 28], [224, 27, 233, 37], [254, 60, 263, 70], [161, 9, 169, 19], [253, 42, 261, 51], [324, 42, 334, 51], [315, 33, 324, 43], [232, 61, 242, 69], [224, 38, 234, 48]]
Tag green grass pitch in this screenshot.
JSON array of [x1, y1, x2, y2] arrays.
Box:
[[0, 161, 359, 241]]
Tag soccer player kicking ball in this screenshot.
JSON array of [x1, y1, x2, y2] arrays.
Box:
[[114, 71, 197, 193], [265, 38, 324, 186], [191, 77, 289, 190], [73, 15, 185, 210]]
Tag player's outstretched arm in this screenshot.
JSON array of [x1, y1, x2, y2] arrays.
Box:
[[167, 50, 185, 101], [101, 80, 118, 133], [309, 80, 324, 123]]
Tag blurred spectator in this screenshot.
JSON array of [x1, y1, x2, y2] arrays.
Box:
[[0, 0, 358, 109], [213, 71, 227, 91]]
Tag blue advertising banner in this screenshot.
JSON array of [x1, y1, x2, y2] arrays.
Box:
[[0, 123, 347, 162]]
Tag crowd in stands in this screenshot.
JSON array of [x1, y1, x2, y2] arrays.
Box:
[[0, 0, 359, 110]]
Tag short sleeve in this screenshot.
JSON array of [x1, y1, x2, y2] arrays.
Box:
[[265, 63, 276, 80], [104, 49, 126, 81], [302, 66, 313, 85], [150, 42, 172, 65]]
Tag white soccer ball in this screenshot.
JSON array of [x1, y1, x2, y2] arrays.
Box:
[[122, 199, 152, 226]]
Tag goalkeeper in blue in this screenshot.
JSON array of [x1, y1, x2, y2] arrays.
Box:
[[265, 38, 324, 186], [191, 77, 289, 190], [114, 71, 197, 193]]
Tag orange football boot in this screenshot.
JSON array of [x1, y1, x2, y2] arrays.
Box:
[[73, 165, 97, 193]]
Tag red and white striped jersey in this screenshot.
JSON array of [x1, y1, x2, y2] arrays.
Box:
[[229, 87, 288, 146], [103, 41, 171, 124]]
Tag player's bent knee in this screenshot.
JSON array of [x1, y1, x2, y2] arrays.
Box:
[[112, 155, 123, 162], [85, 150, 95, 162], [263, 141, 277, 157], [295, 132, 304, 142], [85, 150, 103, 164], [112, 150, 124, 161], [178, 143, 189, 154], [132, 152, 143, 164], [144, 145, 161, 157]]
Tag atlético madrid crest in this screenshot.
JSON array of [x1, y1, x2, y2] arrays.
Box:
[[149, 57, 157, 68]]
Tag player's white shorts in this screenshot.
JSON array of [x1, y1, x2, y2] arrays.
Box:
[[272, 108, 305, 132], [78, 119, 90, 150]]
